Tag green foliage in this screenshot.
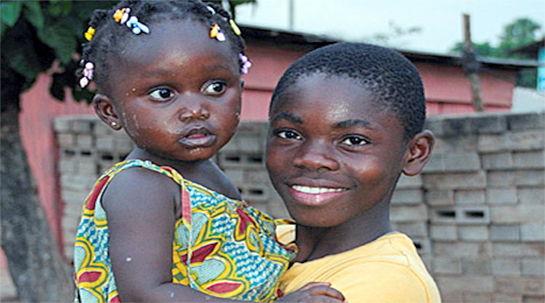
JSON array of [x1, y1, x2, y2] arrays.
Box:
[[449, 17, 543, 88], [1, 1, 117, 103]]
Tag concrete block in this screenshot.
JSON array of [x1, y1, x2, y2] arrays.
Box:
[[490, 224, 521, 242], [57, 133, 76, 147], [455, 189, 485, 205], [521, 223, 545, 242], [424, 152, 481, 173], [435, 276, 494, 293], [58, 158, 77, 174], [441, 117, 472, 137], [481, 152, 514, 170], [490, 205, 545, 224], [470, 114, 507, 134], [492, 293, 522, 303], [486, 188, 518, 204], [396, 174, 423, 189], [392, 222, 428, 238], [223, 168, 244, 184], [462, 257, 492, 275], [433, 257, 462, 275], [507, 112, 545, 131], [425, 190, 455, 206], [494, 277, 545, 296], [389, 204, 428, 222], [431, 206, 490, 225], [478, 130, 545, 152], [424, 171, 487, 190], [410, 237, 431, 256], [430, 223, 458, 241], [518, 187, 545, 205], [458, 225, 489, 241], [391, 188, 423, 205], [76, 134, 93, 149], [244, 170, 271, 184], [96, 137, 116, 150], [491, 258, 521, 276], [433, 135, 479, 154], [463, 292, 494, 303], [492, 243, 545, 258], [521, 258, 545, 277], [72, 119, 94, 133], [512, 150, 545, 169], [53, 116, 73, 132], [487, 170, 545, 188], [434, 241, 492, 258]]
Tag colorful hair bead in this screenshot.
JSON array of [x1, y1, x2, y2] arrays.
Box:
[[210, 23, 225, 41], [229, 19, 241, 36], [239, 54, 252, 75], [79, 62, 95, 88], [84, 27, 95, 41], [113, 7, 150, 35]]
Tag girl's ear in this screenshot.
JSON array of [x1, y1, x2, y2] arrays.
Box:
[[402, 130, 435, 176], [93, 94, 122, 131]]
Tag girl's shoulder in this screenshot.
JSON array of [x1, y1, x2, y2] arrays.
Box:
[[99, 159, 182, 214]]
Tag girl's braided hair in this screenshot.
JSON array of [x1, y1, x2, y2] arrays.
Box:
[[80, 0, 246, 92]]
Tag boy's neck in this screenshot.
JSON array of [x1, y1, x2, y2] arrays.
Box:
[[294, 201, 392, 262]]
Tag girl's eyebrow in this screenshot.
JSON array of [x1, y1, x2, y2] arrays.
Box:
[[335, 119, 374, 130], [270, 112, 303, 124]]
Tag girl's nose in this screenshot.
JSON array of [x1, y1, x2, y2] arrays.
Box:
[[179, 100, 210, 122], [293, 141, 340, 171]]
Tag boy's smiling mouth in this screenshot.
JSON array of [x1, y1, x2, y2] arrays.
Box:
[[288, 184, 348, 206]]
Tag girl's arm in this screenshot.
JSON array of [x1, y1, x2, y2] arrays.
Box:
[[103, 168, 344, 302]]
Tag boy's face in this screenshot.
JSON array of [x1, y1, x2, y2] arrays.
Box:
[[266, 73, 411, 228]]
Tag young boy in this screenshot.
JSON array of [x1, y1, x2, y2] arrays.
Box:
[[266, 42, 441, 303]]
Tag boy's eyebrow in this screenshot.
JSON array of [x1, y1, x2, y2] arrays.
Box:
[[270, 112, 303, 124], [335, 119, 374, 130]]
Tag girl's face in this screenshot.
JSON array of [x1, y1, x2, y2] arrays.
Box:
[[266, 73, 410, 228], [103, 19, 242, 163]]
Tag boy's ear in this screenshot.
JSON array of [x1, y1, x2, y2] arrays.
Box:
[[402, 130, 435, 176], [93, 94, 122, 131]]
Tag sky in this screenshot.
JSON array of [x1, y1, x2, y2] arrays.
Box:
[[235, 0, 545, 54]]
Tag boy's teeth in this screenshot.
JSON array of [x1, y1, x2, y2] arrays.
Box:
[[292, 185, 343, 194]]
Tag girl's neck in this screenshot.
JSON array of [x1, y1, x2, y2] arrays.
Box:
[[294, 201, 392, 262]]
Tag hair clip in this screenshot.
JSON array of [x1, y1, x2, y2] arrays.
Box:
[[84, 27, 95, 41], [79, 62, 94, 88], [210, 23, 225, 41], [206, 5, 216, 15], [113, 8, 150, 35], [229, 20, 241, 36], [239, 54, 251, 75]]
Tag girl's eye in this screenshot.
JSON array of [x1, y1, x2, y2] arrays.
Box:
[[149, 88, 174, 101], [274, 129, 301, 140], [341, 135, 368, 146], [203, 82, 226, 95]]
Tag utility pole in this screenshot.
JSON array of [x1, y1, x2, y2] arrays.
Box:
[[462, 14, 484, 112], [288, 0, 294, 30]]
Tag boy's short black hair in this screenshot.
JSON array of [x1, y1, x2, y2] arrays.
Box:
[[270, 42, 426, 139]]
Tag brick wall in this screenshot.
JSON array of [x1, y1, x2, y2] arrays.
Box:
[[54, 111, 544, 303]]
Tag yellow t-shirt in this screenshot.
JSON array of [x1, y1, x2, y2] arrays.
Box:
[[278, 230, 441, 303]]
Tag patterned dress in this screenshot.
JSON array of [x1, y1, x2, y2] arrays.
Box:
[[74, 159, 295, 302]]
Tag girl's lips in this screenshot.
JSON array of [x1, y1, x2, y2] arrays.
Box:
[[288, 184, 348, 207], [178, 127, 216, 148]]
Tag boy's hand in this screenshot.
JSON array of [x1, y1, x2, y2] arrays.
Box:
[[276, 282, 346, 303]]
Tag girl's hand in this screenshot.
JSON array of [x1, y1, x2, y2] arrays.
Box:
[[276, 282, 346, 303]]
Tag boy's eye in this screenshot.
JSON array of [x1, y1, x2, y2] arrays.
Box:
[[341, 135, 368, 146], [203, 82, 226, 95], [149, 88, 174, 101], [274, 129, 301, 140]]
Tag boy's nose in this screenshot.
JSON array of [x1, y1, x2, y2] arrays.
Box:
[[293, 141, 340, 171]]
